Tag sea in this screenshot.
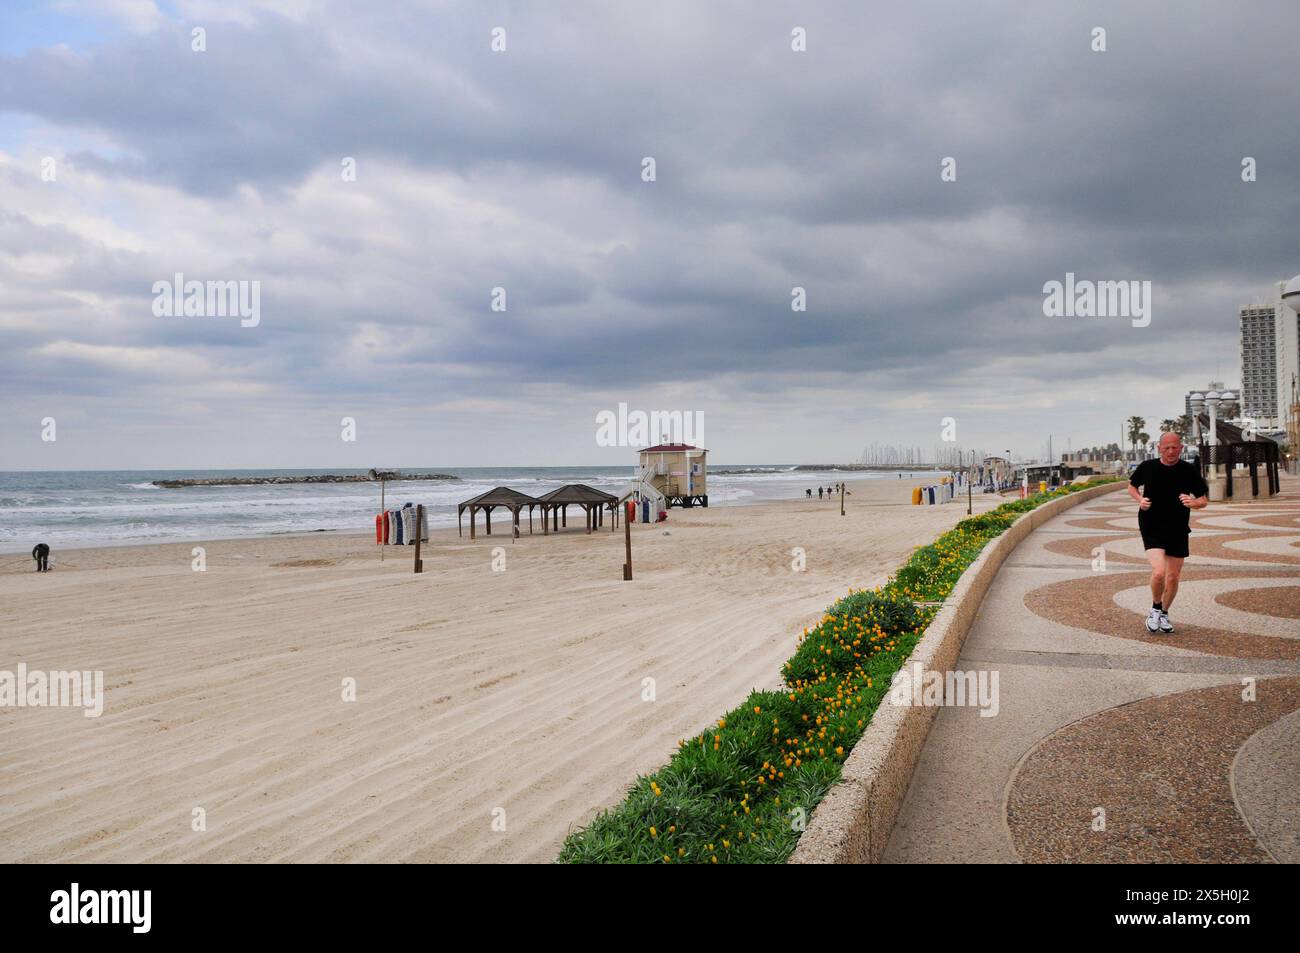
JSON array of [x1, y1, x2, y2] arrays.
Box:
[[0, 466, 950, 554]]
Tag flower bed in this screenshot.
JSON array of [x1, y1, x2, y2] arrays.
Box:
[[556, 478, 1120, 863]]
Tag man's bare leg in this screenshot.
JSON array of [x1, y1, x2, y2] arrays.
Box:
[[1145, 548, 1166, 604], [1161, 555, 1185, 612]]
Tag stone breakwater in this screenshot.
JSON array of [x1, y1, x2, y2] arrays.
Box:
[[153, 473, 460, 488]]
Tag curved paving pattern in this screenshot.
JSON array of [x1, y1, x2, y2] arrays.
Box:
[[1006, 678, 1300, 863], [1217, 585, 1300, 620], [1232, 709, 1300, 863], [884, 474, 1300, 864], [1024, 569, 1300, 659]]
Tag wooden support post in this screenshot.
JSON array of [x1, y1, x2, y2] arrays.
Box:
[[470, 506, 476, 540], [623, 507, 632, 580], [413, 504, 424, 573], [840, 483, 845, 516], [486, 506, 492, 535]]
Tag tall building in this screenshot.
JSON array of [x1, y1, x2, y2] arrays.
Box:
[[1240, 302, 1277, 422]]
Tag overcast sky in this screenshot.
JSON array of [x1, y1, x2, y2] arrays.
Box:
[[1, 0, 1297, 470]]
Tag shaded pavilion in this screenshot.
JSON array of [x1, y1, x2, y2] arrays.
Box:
[[537, 484, 619, 535], [458, 487, 541, 539], [1194, 416, 1281, 498]]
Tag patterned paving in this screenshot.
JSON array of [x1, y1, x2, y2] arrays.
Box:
[[884, 474, 1300, 864]]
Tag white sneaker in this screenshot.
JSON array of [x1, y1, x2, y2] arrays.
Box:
[[1145, 608, 1163, 633], [1158, 612, 1174, 633]]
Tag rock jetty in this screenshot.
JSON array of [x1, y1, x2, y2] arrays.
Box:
[[153, 473, 459, 488]]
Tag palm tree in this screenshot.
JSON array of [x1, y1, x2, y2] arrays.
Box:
[[1126, 416, 1146, 463]]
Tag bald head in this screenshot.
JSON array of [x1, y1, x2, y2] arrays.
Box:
[[1158, 431, 1182, 463]]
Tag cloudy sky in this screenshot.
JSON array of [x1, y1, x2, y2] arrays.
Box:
[[1, 0, 1297, 470]]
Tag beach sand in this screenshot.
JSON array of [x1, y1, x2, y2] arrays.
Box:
[[0, 478, 998, 862]]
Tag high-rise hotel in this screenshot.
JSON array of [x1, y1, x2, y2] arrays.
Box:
[[1239, 276, 1300, 431], [1240, 299, 1277, 423]]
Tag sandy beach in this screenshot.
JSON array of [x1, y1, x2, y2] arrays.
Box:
[[0, 478, 998, 863]]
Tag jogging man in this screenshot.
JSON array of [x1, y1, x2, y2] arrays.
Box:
[[1127, 432, 1208, 633]]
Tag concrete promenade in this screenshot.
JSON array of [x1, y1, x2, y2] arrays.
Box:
[[885, 475, 1300, 863]]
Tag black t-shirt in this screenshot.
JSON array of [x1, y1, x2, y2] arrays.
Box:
[[1129, 459, 1208, 535]]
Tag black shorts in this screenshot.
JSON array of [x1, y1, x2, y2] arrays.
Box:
[[1140, 526, 1190, 558]]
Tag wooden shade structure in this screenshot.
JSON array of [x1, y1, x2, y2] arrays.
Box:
[[537, 484, 620, 535], [1195, 415, 1281, 498], [458, 487, 541, 539]]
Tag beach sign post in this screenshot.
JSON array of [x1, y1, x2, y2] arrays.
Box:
[[413, 504, 424, 574], [369, 469, 398, 562]]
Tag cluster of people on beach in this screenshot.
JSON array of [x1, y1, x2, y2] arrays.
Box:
[[806, 483, 847, 499]]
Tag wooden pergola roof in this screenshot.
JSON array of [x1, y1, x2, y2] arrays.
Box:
[[537, 484, 620, 535], [536, 484, 617, 505], [458, 487, 542, 510], [457, 486, 541, 539]]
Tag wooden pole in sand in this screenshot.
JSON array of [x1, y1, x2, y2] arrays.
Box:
[[840, 483, 845, 516], [380, 477, 386, 563], [623, 505, 632, 580], [413, 504, 424, 573]]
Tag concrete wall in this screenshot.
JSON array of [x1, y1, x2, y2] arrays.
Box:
[[788, 480, 1124, 864]]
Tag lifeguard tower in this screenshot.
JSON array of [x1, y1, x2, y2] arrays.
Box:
[[629, 443, 708, 508]]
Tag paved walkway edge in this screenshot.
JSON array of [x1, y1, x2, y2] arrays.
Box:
[[788, 481, 1125, 864]]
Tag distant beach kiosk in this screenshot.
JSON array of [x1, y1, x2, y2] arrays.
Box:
[[633, 443, 708, 509]]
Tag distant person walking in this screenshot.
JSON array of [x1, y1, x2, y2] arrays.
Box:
[[1128, 433, 1208, 634], [32, 542, 50, 572]]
